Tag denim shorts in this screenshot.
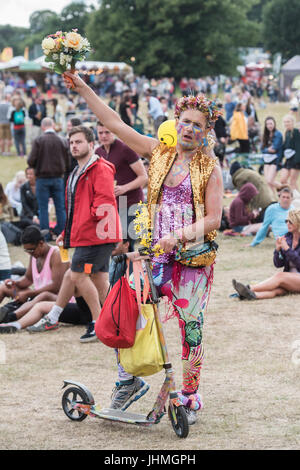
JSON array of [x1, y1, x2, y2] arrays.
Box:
[[71, 243, 116, 274]]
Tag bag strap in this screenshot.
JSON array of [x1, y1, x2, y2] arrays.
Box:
[[133, 260, 143, 314], [125, 258, 130, 280], [143, 272, 150, 305], [110, 278, 122, 335], [132, 260, 150, 314]]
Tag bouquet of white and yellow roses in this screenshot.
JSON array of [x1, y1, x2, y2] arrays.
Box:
[[41, 29, 91, 75]]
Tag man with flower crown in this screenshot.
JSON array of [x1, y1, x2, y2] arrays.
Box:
[[62, 71, 223, 425]]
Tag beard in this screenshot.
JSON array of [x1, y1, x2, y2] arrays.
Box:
[[71, 148, 90, 160]]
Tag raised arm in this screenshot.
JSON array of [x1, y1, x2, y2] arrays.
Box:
[[63, 71, 158, 159], [250, 205, 273, 247]]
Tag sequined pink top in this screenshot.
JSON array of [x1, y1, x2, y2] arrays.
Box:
[[152, 173, 195, 263]]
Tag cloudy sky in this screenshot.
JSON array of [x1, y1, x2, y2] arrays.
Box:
[[1, 0, 98, 28]]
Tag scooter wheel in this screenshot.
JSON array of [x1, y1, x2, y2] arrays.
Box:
[[168, 404, 189, 438], [62, 386, 88, 421]]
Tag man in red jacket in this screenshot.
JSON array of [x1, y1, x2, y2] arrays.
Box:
[[30, 125, 122, 342]]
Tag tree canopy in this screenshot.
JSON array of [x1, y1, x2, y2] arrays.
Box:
[[262, 0, 300, 60], [0, 25, 29, 57], [87, 0, 259, 78]]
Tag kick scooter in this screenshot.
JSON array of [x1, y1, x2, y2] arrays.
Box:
[[61, 251, 189, 438]]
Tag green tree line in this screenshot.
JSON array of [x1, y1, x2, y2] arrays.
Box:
[[0, 0, 298, 78]]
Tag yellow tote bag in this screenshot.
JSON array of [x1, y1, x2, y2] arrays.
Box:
[[119, 303, 164, 377]]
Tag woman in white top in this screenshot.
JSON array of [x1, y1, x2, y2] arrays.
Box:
[[5, 170, 26, 216], [0, 228, 11, 281]]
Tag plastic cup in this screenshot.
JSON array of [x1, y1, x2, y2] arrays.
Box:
[[59, 243, 70, 263]]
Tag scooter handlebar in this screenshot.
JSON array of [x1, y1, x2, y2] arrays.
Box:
[[112, 248, 150, 264]]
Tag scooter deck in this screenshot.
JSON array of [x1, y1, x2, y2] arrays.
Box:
[[90, 406, 152, 425]]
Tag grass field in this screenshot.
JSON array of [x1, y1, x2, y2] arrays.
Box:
[[1, 99, 300, 450]]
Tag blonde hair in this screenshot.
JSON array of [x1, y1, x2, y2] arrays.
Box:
[[283, 114, 295, 124], [288, 209, 300, 231], [14, 170, 26, 187]]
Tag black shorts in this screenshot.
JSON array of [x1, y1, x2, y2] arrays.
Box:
[[71, 243, 116, 274], [283, 157, 300, 170], [59, 297, 92, 325]]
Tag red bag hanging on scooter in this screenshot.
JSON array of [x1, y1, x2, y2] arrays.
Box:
[[95, 274, 139, 349]]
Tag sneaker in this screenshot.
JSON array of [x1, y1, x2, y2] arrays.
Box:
[[0, 301, 22, 323], [79, 321, 97, 343], [184, 407, 197, 425], [0, 324, 18, 334], [232, 279, 257, 300], [0, 311, 10, 323], [27, 315, 59, 333], [110, 377, 150, 411]]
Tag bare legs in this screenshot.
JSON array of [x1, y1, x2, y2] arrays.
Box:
[[55, 269, 77, 308], [18, 301, 55, 329], [70, 271, 104, 321], [264, 164, 281, 196], [242, 222, 262, 236], [250, 271, 300, 299], [0, 137, 12, 155], [14, 292, 57, 319], [90, 271, 110, 307], [280, 168, 300, 191]]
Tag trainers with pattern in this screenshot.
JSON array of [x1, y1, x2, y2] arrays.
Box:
[[27, 315, 59, 333], [110, 377, 150, 411]]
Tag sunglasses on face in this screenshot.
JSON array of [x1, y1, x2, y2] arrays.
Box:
[[285, 219, 293, 224], [24, 245, 38, 254]]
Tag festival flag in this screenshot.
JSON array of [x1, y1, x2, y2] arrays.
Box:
[[24, 46, 29, 61], [1, 47, 13, 62]]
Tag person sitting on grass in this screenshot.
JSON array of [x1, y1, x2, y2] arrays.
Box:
[[226, 182, 262, 236], [0, 225, 69, 324], [9, 240, 130, 335], [229, 161, 277, 223], [0, 240, 131, 334], [0, 228, 12, 281], [250, 186, 294, 247], [232, 209, 300, 300], [0, 269, 92, 334]]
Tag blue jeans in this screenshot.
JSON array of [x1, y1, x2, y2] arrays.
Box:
[[0, 269, 11, 281], [13, 127, 26, 156], [36, 178, 66, 236]]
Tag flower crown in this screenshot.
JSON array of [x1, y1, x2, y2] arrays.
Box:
[[174, 94, 222, 127]]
